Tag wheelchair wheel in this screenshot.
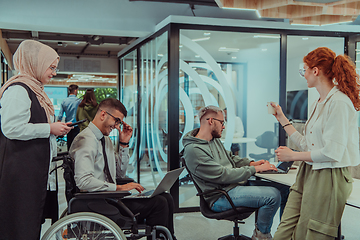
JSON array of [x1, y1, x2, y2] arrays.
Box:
[[59, 207, 68, 219], [41, 212, 126, 240]]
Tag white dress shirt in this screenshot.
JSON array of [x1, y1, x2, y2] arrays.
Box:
[[290, 86, 360, 170], [70, 122, 129, 192], [0, 85, 58, 190]]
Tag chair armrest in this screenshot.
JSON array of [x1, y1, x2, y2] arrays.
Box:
[[74, 191, 131, 199], [116, 177, 135, 185], [52, 151, 69, 162], [197, 188, 239, 213]]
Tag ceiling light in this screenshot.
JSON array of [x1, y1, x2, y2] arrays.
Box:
[[158, 53, 164, 57], [232, 56, 237, 59], [302, 37, 309, 40], [253, 35, 280, 39], [192, 37, 210, 42], [290, 23, 320, 27], [195, 55, 200, 58], [179, 45, 183, 48], [222, 7, 255, 11], [218, 47, 239, 52], [204, 32, 211, 36], [74, 42, 80, 45]]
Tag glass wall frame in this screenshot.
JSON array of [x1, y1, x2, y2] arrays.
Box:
[[119, 22, 357, 212]]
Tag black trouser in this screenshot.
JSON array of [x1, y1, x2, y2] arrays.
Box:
[[121, 192, 175, 236], [67, 126, 80, 150]]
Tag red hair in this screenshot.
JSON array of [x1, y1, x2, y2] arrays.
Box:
[[303, 47, 360, 111]]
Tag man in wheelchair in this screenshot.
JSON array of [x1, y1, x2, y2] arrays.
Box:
[[69, 98, 176, 240]]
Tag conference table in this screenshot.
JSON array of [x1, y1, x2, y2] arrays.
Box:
[[255, 165, 360, 239]]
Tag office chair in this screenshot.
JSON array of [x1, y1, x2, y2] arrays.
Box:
[[43, 152, 172, 240], [249, 131, 278, 161], [181, 157, 258, 240]]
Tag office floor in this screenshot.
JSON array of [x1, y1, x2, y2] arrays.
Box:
[[41, 168, 360, 240]]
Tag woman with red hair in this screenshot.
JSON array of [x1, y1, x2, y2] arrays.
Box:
[[271, 47, 360, 240]]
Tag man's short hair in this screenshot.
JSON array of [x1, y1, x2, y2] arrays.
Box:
[[68, 84, 78, 94], [98, 98, 127, 117], [198, 105, 223, 121]]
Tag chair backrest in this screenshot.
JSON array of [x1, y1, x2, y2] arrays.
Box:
[[254, 131, 278, 151], [180, 157, 217, 216], [181, 156, 258, 222], [62, 154, 80, 203]]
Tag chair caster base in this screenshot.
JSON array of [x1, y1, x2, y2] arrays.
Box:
[[218, 234, 252, 240]]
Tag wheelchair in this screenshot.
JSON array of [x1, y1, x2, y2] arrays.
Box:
[[41, 152, 173, 240]]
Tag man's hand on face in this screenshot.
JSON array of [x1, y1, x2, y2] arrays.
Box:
[[116, 122, 133, 143]]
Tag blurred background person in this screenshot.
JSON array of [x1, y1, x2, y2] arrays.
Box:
[[57, 84, 81, 150], [221, 108, 245, 156], [76, 88, 98, 132]]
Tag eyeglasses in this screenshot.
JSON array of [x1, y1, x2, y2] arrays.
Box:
[[49, 66, 59, 73], [102, 110, 123, 126], [206, 117, 225, 126]]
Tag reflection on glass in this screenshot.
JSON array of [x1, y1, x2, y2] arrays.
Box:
[[120, 50, 138, 181]]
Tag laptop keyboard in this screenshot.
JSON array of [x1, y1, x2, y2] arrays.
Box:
[[136, 189, 155, 197]]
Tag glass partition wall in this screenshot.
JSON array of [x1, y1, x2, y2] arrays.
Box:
[[178, 30, 280, 207], [120, 50, 138, 181], [119, 23, 354, 211]]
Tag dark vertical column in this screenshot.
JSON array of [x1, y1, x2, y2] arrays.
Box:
[[136, 49, 141, 183], [168, 23, 180, 211], [279, 34, 287, 147], [1, 54, 4, 86], [118, 58, 122, 100], [346, 35, 356, 62]]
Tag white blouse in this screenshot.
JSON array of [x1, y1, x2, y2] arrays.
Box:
[[0, 85, 57, 190], [290, 87, 360, 170]]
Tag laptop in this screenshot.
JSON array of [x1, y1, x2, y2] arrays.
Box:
[[259, 161, 294, 174], [125, 167, 185, 198]]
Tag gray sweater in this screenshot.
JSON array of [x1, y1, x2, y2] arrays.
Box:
[[182, 129, 256, 207]]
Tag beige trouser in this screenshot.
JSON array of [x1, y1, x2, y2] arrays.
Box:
[[273, 162, 353, 240]]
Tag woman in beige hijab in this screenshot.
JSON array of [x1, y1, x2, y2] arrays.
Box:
[[0, 40, 72, 240]]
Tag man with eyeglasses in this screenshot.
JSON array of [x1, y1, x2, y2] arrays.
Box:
[[57, 84, 81, 150], [182, 105, 289, 240], [69, 98, 176, 240]]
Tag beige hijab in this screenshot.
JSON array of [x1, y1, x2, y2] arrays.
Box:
[[0, 40, 59, 123]]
